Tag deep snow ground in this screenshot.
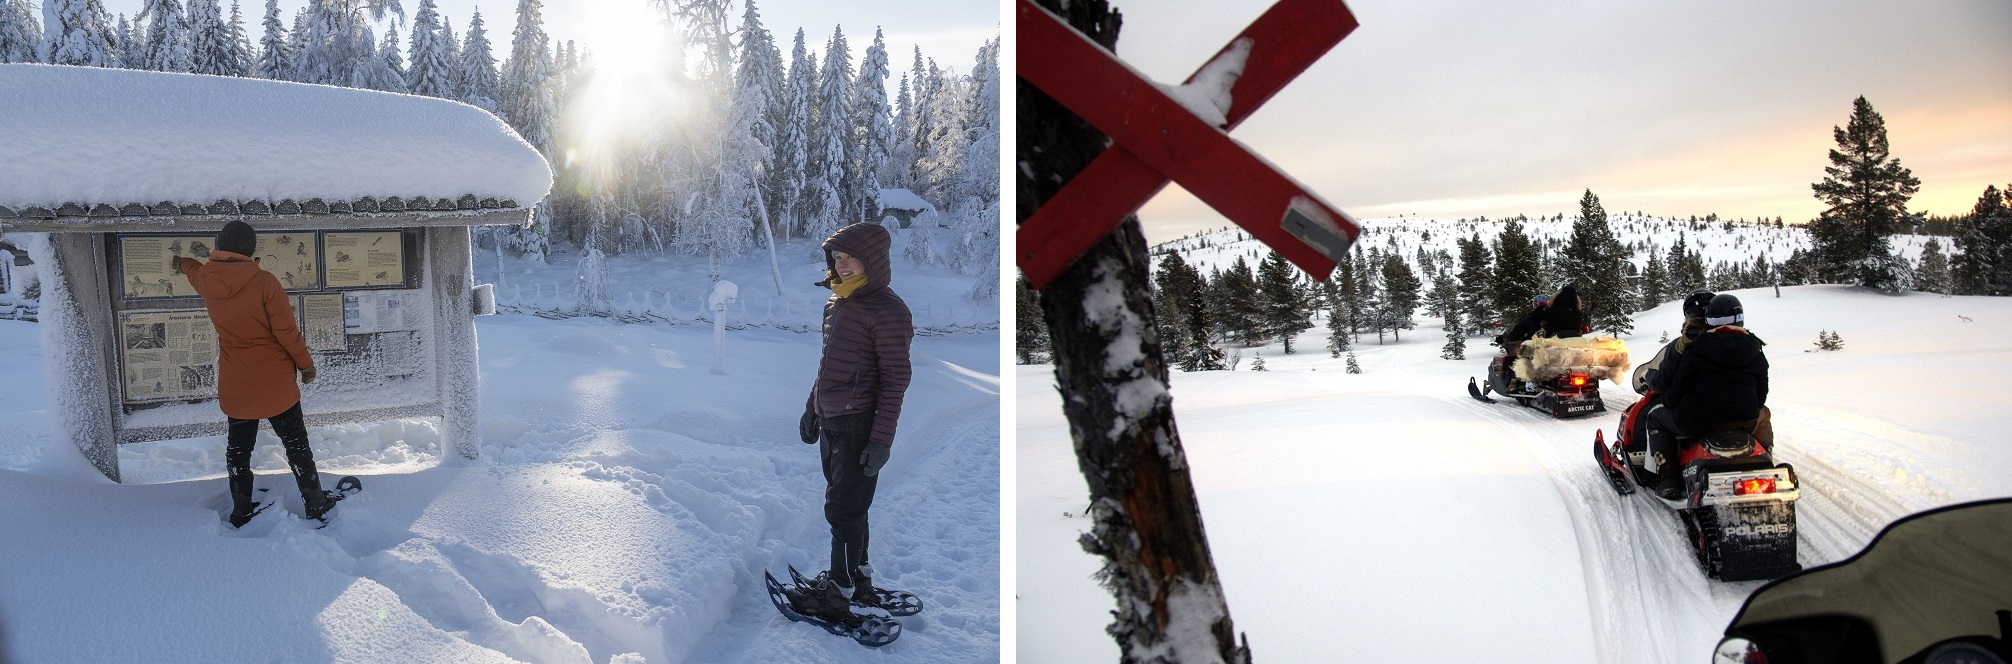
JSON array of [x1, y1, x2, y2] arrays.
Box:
[[1018, 286, 2012, 663], [0, 242, 1001, 663]]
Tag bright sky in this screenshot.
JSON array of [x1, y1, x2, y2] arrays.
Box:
[[96, 0, 999, 81], [1099, 0, 2012, 244]]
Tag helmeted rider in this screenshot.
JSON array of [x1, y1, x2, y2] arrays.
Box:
[[1644, 294, 1769, 499]]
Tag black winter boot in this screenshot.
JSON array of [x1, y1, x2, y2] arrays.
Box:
[[304, 490, 337, 522], [1653, 458, 1684, 500], [796, 573, 855, 621]]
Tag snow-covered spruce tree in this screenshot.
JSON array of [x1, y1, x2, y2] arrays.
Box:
[[736, 0, 788, 238], [226, 0, 250, 75], [1439, 281, 1465, 360], [252, 0, 288, 77], [379, 24, 403, 80], [1667, 235, 1707, 293], [299, 0, 397, 87], [404, 0, 454, 97], [282, 9, 305, 79], [573, 191, 612, 315], [1640, 248, 1670, 311], [115, 13, 146, 67], [888, 72, 915, 187], [775, 28, 814, 238], [811, 26, 855, 232], [1345, 351, 1362, 374], [1808, 96, 1920, 291], [1212, 255, 1263, 346], [1455, 233, 1493, 335], [1155, 250, 1219, 371], [0, 0, 41, 63], [1951, 185, 2012, 296], [139, 0, 191, 71], [1249, 353, 1265, 371], [956, 36, 1001, 208], [850, 28, 893, 221], [1489, 218, 1543, 329], [1153, 253, 1196, 371], [1562, 189, 1633, 335], [1379, 252, 1420, 342], [1916, 237, 1951, 295], [1325, 287, 1351, 358], [1015, 276, 1049, 364], [185, 0, 228, 74], [1022, 2, 1252, 657], [40, 0, 114, 66], [1256, 250, 1311, 354], [347, 24, 404, 91], [456, 8, 500, 109], [499, 0, 553, 260]]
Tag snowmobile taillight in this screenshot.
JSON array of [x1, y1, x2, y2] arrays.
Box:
[[1734, 478, 1777, 495], [1568, 374, 1589, 387]]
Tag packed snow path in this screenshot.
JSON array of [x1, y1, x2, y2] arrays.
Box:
[[0, 305, 1000, 662], [1019, 286, 2012, 662]]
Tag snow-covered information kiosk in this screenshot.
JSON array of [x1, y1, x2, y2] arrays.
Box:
[[0, 64, 552, 482]]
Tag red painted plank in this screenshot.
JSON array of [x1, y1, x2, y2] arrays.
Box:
[[1017, 0, 1360, 287]]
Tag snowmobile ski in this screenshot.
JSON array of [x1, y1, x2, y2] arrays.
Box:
[[764, 570, 902, 647], [788, 564, 923, 616], [1466, 377, 1495, 403]]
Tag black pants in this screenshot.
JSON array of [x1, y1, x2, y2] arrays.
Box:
[[819, 412, 879, 585], [226, 402, 323, 514]]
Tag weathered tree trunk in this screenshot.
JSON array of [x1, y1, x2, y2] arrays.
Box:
[[1018, 1, 1250, 661]]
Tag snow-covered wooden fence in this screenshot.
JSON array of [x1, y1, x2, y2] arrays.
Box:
[[491, 281, 1000, 335]]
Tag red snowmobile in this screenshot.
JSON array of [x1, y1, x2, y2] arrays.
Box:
[[1594, 394, 1801, 582]]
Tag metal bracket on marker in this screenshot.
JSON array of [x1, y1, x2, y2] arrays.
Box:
[[1279, 196, 1357, 264]]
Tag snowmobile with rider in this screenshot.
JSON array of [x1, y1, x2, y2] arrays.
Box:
[[1594, 293, 1800, 582], [1468, 286, 1630, 418]]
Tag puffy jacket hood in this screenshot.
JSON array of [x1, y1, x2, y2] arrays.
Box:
[[192, 250, 262, 299], [821, 222, 893, 296]]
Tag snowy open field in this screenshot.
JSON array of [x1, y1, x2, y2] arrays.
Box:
[[0, 240, 1001, 663], [1018, 284, 2012, 662]]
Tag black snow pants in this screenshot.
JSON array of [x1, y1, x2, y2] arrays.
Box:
[[819, 411, 879, 586], [226, 402, 324, 514]]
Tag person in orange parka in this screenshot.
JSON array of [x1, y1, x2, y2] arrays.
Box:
[[176, 220, 331, 527]]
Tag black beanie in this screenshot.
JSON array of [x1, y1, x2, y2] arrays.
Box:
[[216, 220, 256, 257]]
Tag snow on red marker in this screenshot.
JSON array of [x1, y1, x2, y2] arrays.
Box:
[[0, 63, 551, 212], [1157, 37, 1253, 128]]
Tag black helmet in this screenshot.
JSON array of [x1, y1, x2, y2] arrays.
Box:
[[1682, 290, 1714, 319], [1705, 293, 1744, 326]]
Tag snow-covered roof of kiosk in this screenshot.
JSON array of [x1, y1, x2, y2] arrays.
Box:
[[0, 63, 553, 232], [876, 188, 935, 213]]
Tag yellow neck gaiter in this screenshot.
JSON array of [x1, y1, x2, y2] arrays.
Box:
[[830, 272, 868, 298]]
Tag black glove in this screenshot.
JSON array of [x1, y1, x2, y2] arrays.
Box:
[[860, 443, 890, 477], [799, 411, 819, 444]]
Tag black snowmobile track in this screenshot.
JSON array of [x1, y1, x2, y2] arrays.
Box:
[[788, 564, 923, 616], [764, 570, 902, 647]]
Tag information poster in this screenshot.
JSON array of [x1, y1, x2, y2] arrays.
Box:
[[303, 294, 347, 351], [253, 232, 321, 290], [118, 235, 208, 298], [342, 290, 421, 334], [118, 309, 218, 403], [324, 231, 404, 288]]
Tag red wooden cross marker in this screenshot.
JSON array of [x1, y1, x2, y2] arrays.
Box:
[[1016, 0, 1363, 290]]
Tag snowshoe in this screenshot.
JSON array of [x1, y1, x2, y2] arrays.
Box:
[[764, 569, 901, 647], [228, 488, 274, 528], [308, 475, 364, 528], [789, 564, 922, 616]]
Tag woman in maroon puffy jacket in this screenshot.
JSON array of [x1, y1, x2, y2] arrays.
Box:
[[796, 222, 914, 618]]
